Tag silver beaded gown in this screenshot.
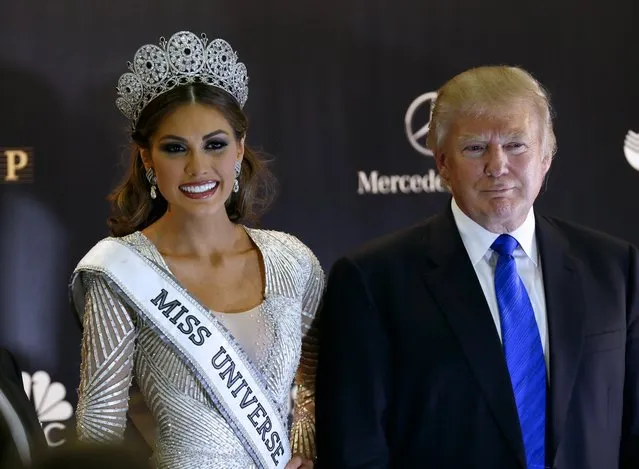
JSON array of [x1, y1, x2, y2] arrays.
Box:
[[71, 228, 324, 469]]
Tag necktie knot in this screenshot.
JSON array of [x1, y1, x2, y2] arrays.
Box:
[[491, 234, 519, 257]]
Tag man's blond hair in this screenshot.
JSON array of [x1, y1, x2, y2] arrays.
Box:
[[426, 66, 557, 159]]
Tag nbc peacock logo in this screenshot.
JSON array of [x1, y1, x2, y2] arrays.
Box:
[[21, 371, 74, 447], [624, 130, 639, 171]]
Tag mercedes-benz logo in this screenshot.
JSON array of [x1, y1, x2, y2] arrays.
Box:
[[405, 91, 438, 157]]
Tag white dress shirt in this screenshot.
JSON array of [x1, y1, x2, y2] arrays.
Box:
[[450, 199, 550, 373]]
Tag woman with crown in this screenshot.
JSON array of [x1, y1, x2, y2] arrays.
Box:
[[69, 31, 321, 469]]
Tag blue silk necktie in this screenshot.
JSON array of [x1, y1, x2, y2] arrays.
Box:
[[491, 234, 546, 469]]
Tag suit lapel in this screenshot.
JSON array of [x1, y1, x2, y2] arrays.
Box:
[[536, 216, 586, 462], [0, 377, 41, 447], [0, 350, 45, 453], [418, 209, 526, 468]]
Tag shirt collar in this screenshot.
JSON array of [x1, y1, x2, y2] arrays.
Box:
[[450, 198, 538, 266]]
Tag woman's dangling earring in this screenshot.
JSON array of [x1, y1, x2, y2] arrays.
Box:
[[146, 167, 158, 199], [233, 161, 241, 193]]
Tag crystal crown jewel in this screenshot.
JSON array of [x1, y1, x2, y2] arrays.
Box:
[[116, 30, 249, 127]]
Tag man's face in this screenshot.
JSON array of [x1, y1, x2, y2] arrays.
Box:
[[435, 100, 551, 233]]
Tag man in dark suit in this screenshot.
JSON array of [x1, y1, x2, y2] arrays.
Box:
[[0, 348, 46, 468], [315, 66, 639, 468]]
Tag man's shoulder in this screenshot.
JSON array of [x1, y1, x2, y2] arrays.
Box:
[[539, 214, 636, 256], [0, 348, 17, 368], [0, 348, 22, 385], [343, 214, 442, 267]]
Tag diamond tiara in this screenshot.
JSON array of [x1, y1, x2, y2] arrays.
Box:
[[115, 31, 249, 127]]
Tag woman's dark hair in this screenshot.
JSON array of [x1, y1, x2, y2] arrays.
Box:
[[107, 83, 276, 237]]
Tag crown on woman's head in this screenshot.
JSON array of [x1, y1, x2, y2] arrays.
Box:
[[116, 31, 249, 127]]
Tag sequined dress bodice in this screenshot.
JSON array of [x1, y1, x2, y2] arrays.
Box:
[[72, 228, 323, 469]]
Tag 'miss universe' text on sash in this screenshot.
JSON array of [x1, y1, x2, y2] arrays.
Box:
[[72, 238, 291, 469], [149, 289, 286, 462]]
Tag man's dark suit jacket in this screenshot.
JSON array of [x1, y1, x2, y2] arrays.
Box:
[[316, 208, 639, 468], [0, 348, 46, 468]]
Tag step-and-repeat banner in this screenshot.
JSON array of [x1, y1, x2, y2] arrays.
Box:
[[1, 0, 637, 446]]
